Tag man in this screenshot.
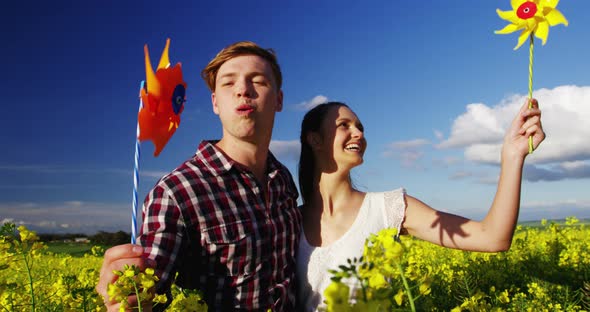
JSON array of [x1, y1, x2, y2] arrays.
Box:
[[96, 41, 302, 311]]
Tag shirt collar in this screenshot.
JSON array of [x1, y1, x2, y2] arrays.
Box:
[[195, 140, 281, 178]]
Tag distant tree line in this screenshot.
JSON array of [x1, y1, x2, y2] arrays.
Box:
[[39, 231, 131, 246], [90, 231, 131, 245]]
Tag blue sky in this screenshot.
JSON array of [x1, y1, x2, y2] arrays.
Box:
[[1, 1, 589, 234]]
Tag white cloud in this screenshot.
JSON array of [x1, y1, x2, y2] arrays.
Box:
[[140, 170, 169, 178], [524, 161, 590, 182], [523, 198, 590, 209], [476, 174, 500, 185], [442, 156, 460, 166], [464, 144, 502, 164], [519, 198, 590, 220], [434, 130, 444, 140], [270, 140, 301, 163], [388, 139, 430, 149], [448, 169, 498, 185], [437, 85, 590, 181], [294, 95, 329, 110], [1, 218, 15, 224], [64, 201, 83, 207], [560, 161, 588, 171], [382, 139, 430, 168], [449, 170, 473, 180], [437, 103, 510, 149]]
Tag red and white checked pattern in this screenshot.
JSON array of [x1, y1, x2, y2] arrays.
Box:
[[139, 140, 301, 311]]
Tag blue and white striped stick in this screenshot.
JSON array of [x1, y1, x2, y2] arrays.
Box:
[[131, 81, 145, 244]]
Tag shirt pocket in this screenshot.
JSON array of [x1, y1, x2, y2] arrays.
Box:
[[201, 220, 257, 276]]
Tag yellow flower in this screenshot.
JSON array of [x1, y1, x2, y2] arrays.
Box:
[[384, 240, 404, 261], [124, 267, 136, 277], [565, 216, 579, 226], [351, 299, 386, 312], [324, 281, 351, 306], [495, 0, 568, 49], [154, 294, 168, 304], [394, 289, 405, 306], [145, 267, 155, 276], [367, 272, 388, 289], [498, 289, 511, 303], [419, 282, 431, 296], [17, 225, 39, 243], [168, 288, 208, 311]]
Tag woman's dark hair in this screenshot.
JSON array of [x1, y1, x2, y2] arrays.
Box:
[[298, 102, 349, 205]]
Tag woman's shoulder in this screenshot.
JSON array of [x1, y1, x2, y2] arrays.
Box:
[[363, 188, 407, 231], [366, 187, 406, 198]]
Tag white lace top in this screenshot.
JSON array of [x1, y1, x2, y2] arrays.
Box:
[[296, 188, 407, 311]]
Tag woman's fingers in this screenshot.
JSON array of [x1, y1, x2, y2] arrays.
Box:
[[528, 125, 546, 150], [518, 98, 545, 151], [519, 114, 541, 134]]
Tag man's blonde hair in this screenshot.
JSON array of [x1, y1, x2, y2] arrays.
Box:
[[201, 41, 282, 92]]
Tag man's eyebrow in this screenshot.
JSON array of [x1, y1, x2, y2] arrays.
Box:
[[217, 72, 237, 80], [250, 72, 270, 79], [218, 71, 270, 80]]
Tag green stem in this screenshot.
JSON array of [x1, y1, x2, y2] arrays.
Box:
[[20, 245, 36, 312], [396, 262, 416, 312], [462, 273, 472, 298], [82, 291, 88, 312], [0, 295, 14, 312], [133, 281, 143, 312], [352, 270, 368, 302]]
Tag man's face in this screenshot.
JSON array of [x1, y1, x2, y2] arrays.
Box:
[[212, 55, 283, 143]]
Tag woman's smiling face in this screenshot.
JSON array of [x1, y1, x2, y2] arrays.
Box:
[[316, 105, 366, 171]]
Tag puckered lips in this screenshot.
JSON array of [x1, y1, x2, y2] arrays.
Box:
[[236, 104, 256, 116]]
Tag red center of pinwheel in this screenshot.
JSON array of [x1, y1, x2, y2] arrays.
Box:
[[517, 1, 538, 19]]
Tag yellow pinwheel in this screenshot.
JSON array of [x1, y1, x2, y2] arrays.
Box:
[[494, 0, 568, 154], [495, 0, 568, 50]]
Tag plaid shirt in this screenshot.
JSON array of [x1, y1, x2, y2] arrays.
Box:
[[139, 140, 301, 311]]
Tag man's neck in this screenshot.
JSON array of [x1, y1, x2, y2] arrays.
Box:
[[215, 136, 270, 183]]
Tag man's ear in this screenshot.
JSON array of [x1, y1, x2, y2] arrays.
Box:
[[306, 132, 322, 150], [211, 93, 219, 115]]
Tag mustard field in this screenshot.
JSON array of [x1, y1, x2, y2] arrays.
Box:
[[1, 218, 589, 311]]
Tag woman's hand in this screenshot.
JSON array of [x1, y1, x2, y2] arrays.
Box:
[[503, 98, 545, 160]]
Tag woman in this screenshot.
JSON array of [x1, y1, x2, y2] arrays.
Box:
[[295, 101, 544, 311]]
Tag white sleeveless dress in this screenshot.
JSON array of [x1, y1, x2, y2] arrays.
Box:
[[296, 188, 407, 311]]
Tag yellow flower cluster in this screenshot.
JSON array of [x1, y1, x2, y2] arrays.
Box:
[[1, 222, 105, 311], [0, 223, 208, 311], [324, 217, 590, 311], [2, 219, 589, 311], [324, 228, 432, 312], [167, 287, 208, 311], [107, 264, 160, 311]]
